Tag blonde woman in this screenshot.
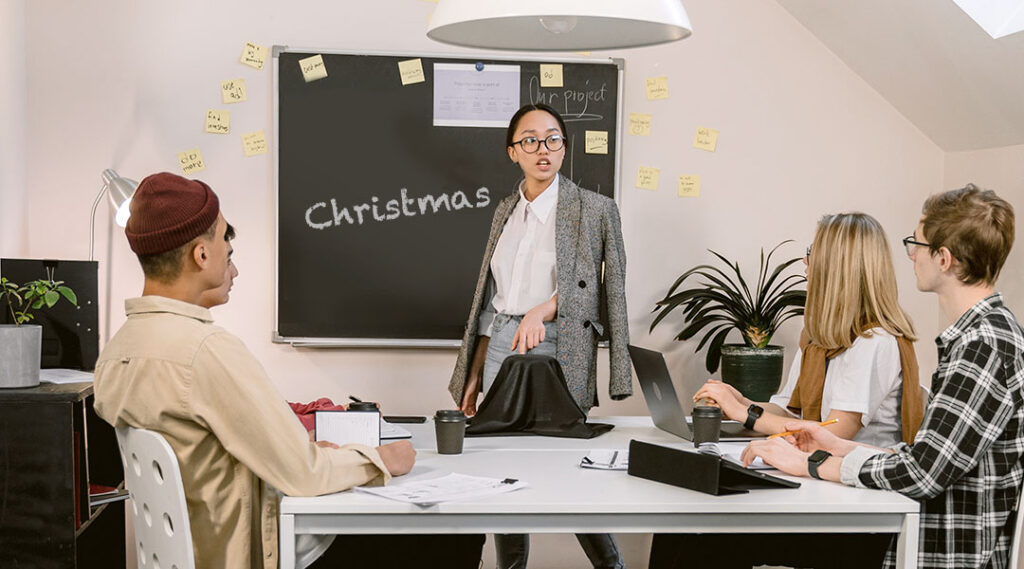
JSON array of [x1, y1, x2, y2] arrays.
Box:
[[694, 212, 923, 448], [652, 213, 924, 569]]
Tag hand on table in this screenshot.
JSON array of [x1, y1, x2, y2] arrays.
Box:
[[740, 437, 810, 476], [693, 379, 750, 421], [783, 421, 858, 457], [377, 440, 416, 476]]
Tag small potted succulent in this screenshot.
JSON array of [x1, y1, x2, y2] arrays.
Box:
[[650, 242, 806, 401], [1, 276, 77, 388]]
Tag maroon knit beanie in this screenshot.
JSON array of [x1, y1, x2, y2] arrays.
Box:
[[125, 172, 220, 255]]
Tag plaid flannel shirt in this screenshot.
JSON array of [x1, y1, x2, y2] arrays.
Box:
[[841, 293, 1024, 569]]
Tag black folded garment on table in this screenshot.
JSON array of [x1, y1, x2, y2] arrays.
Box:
[[466, 354, 613, 439]]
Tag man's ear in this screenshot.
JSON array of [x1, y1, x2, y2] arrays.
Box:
[[190, 241, 209, 270], [936, 247, 956, 273]]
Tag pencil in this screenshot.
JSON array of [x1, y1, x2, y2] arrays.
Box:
[[768, 418, 839, 439]]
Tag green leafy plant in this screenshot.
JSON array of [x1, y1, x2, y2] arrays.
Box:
[[2, 277, 78, 325], [650, 241, 807, 373]]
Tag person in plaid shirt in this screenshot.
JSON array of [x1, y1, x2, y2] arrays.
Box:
[[743, 183, 1022, 569]]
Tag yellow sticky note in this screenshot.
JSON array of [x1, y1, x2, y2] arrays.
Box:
[[540, 64, 563, 88], [636, 166, 660, 190], [240, 42, 268, 70], [678, 175, 701, 198], [177, 148, 206, 174], [204, 110, 230, 134], [398, 58, 425, 86], [628, 113, 652, 136], [645, 76, 669, 100], [242, 130, 268, 157], [585, 131, 608, 155], [299, 54, 328, 83], [221, 79, 247, 103], [694, 126, 719, 152]]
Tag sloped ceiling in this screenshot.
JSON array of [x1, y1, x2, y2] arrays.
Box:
[[776, 0, 1024, 151]]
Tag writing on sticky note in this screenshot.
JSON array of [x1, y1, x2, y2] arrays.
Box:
[[204, 110, 230, 134], [178, 148, 206, 174], [221, 79, 247, 103], [646, 76, 669, 100], [636, 167, 660, 190], [678, 175, 701, 198], [299, 54, 328, 83], [628, 113, 652, 136], [585, 131, 608, 154], [694, 126, 719, 152], [240, 42, 268, 70], [398, 58, 425, 85], [242, 130, 268, 157], [540, 64, 563, 88]]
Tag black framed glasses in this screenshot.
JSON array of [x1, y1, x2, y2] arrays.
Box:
[[805, 245, 812, 258], [902, 235, 930, 257], [511, 134, 565, 154]]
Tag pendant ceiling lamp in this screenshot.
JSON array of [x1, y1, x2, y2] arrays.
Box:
[[426, 0, 692, 52]]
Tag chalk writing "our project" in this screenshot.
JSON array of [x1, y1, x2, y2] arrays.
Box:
[[305, 187, 491, 230]]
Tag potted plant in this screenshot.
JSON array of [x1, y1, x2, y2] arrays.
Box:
[[1, 276, 77, 388], [650, 242, 807, 401]]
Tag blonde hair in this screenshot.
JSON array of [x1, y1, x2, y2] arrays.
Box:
[[805, 213, 916, 348]]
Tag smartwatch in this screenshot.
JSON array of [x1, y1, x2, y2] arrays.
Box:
[[744, 404, 764, 430], [807, 449, 832, 480]]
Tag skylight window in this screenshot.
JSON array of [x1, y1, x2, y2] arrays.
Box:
[[953, 0, 1024, 38]]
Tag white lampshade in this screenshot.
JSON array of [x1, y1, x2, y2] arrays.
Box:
[[427, 0, 692, 51], [101, 169, 137, 228]]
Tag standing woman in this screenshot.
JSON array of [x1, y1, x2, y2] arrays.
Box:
[[448, 103, 632, 569]]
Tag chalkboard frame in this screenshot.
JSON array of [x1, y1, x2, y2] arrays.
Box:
[[271, 46, 624, 348]]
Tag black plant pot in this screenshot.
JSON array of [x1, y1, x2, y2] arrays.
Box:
[[719, 344, 784, 402]]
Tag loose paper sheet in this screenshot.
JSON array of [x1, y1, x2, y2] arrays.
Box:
[[39, 368, 94, 384], [315, 410, 380, 448], [354, 472, 528, 506], [204, 110, 230, 134], [242, 130, 268, 156], [299, 54, 328, 83], [585, 130, 608, 154], [636, 166, 659, 190], [678, 175, 700, 198], [539, 64, 563, 88], [580, 449, 629, 470], [628, 113, 652, 136], [398, 58, 426, 85], [178, 148, 206, 174], [221, 79, 247, 103], [645, 76, 669, 100], [694, 126, 719, 152], [433, 63, 520, 128], [240, 42, 268, 70]]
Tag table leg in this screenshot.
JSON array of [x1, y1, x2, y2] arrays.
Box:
[[895, 512, 920, 569], [280, 513, 296, 569]]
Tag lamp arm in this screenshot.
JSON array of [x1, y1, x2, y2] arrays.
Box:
[[88, 183, 108, 261]]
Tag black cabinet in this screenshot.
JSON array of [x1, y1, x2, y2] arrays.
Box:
[[0, 382, 126, 568]]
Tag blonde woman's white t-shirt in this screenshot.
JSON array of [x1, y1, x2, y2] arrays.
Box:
[[769, 328, 903, 448]]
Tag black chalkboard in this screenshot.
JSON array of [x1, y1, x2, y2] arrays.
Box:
[[274, 49, 622, 345]]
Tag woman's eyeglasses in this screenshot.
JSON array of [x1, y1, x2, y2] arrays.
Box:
[[511, 134, 565, 154]]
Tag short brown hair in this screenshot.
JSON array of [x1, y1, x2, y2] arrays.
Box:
[[921, 184, 1015, 286], [137, 220, 218, 283]]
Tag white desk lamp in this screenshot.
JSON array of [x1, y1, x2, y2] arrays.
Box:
[[426, 0, 692, 51], [89, 169, 137, 261]]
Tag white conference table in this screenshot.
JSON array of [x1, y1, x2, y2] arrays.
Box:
[[280, 416, 920, 569]]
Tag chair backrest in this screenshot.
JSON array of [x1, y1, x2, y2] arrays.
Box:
[[115, 426, 195, 569]]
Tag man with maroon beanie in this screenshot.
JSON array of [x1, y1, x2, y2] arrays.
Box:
[[92, 172, 420, 568]]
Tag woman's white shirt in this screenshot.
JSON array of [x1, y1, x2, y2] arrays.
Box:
[[489, 175, 559, 317], [769, 328, 903, 448]]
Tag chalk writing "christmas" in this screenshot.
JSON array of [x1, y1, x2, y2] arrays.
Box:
[[305, 187, 491, 230]]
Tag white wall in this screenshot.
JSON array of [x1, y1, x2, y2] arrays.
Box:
[[0, 0, 27, 256], [17, 1, 949, 567], [944, 144, 1024, 317]]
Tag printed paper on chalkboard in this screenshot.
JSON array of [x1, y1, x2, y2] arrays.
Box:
[[433, 63, 520, 128]]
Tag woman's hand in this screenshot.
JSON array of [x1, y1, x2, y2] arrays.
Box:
[[740, 437, 810, 476], [783, 421, 858, 457], [461, 337, 489, 417], [693, 379, 750, 422], [511, 295, 558, 354]]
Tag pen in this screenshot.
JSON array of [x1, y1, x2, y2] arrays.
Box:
[[348, 395, 362, 403], [610, 451, 619, 467], [768, 418, 839, 439]]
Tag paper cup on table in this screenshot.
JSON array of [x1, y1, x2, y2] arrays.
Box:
[[434, 410, 467, 454], [691, 405, 722, 447]]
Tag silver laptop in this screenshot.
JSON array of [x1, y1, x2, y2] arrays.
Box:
[[628, 344, 765, 442]]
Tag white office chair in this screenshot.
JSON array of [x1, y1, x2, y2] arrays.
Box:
[[115, 426, 195, 569]]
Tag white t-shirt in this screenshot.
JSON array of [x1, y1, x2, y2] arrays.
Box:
[[769, 328, 903, 448]]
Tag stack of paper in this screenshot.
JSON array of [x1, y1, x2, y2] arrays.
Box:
[[355, 473, 528, 506]]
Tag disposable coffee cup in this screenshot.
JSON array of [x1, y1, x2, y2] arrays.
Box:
[[434, 410, 467, 455], [348, 401, 379, 412], [691, 405, 722, 447]]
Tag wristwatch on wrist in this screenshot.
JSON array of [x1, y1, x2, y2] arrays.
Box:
[[744, 404, 764, 430], [807, 449, 832, 480]]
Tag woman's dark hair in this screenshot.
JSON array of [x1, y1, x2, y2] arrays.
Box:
[[505, 103, 569, 149]]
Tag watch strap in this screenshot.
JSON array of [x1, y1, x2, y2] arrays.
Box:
[[807, 450, 832, 480], [744, 404, 763, 431]]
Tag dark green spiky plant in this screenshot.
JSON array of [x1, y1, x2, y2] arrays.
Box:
[[650, 241, 807, 373]]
